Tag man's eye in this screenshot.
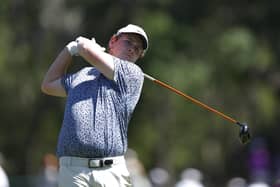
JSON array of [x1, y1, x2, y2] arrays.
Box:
[[123, 40, 132, 45]]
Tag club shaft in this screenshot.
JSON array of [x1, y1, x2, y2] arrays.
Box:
[[144, 73, 238, 124]]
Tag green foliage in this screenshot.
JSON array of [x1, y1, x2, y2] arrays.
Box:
[[1, 0, 280, 186]]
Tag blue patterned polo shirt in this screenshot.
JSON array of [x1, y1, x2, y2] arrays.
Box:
[[57, 57, 144, 158]]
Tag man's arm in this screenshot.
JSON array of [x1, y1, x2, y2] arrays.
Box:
[[41, 47, 72, 97], [76, 37, 115, 80]]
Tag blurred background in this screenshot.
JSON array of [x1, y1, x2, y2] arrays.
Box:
[[1, 0, 280, 186]]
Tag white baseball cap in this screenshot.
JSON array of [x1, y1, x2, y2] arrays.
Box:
[[116, 24, 149, 51]]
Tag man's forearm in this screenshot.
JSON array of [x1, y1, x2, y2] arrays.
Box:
[[41, 47, 72, 97], [76, 37, 114, 80], [42, 47, 72, 83]]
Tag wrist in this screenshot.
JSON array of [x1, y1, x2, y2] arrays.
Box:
[[66, 41, 78, 56]]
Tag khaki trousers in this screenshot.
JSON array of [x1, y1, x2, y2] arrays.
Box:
[[58, 156, 132, 187]]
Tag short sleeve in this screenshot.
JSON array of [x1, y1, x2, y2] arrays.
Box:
[[60, 73, 76, 94], [113, 57, 144, 111]]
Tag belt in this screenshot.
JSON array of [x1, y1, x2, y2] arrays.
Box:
[[59, 156, 125, 168]]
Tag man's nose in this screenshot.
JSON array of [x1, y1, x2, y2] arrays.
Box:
[[128, 47, 134, 53]]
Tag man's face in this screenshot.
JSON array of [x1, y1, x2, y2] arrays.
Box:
[[109, 33, 144, 62]]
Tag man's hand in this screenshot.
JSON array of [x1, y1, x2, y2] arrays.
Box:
[[76, 36, 106, 53], [66, 37, 106, 56], [66, 41, 78, 56], [74, 36, 114, 80]]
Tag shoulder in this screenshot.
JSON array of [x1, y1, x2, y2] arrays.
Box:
[[113, 57, 143, 76], [112, 57, 144, 90], [65, 67, 98, 86], [79, 67, 96, 75], [73, 67, 98, 78]]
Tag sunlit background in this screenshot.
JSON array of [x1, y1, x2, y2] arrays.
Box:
[[0, 0, 280, 186]]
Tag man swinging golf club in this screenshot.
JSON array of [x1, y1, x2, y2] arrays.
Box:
[[41, 24, 148, 187], [42, 21, 250, 187]]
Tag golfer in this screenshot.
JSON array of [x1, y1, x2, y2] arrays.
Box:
[[41, 24, 148, 187]]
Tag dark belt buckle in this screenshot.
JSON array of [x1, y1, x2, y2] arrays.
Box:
[[104, 159, 113, 166]]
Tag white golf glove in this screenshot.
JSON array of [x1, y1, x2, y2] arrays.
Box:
[[66, 41, 78, 56], [75, 36, 106, 52]]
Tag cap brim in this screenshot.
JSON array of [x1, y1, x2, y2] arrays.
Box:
[[117, 32, 148, 50]]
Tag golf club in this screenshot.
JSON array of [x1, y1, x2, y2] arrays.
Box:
[[144, 73, 251, 144]]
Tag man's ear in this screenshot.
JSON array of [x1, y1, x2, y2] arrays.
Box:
[[140, 51, 145, 58], [109, 35, 118, 48], [108, 35, 118, 53]]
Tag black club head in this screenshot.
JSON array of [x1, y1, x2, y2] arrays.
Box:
[[238, 123, 251, 144]]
